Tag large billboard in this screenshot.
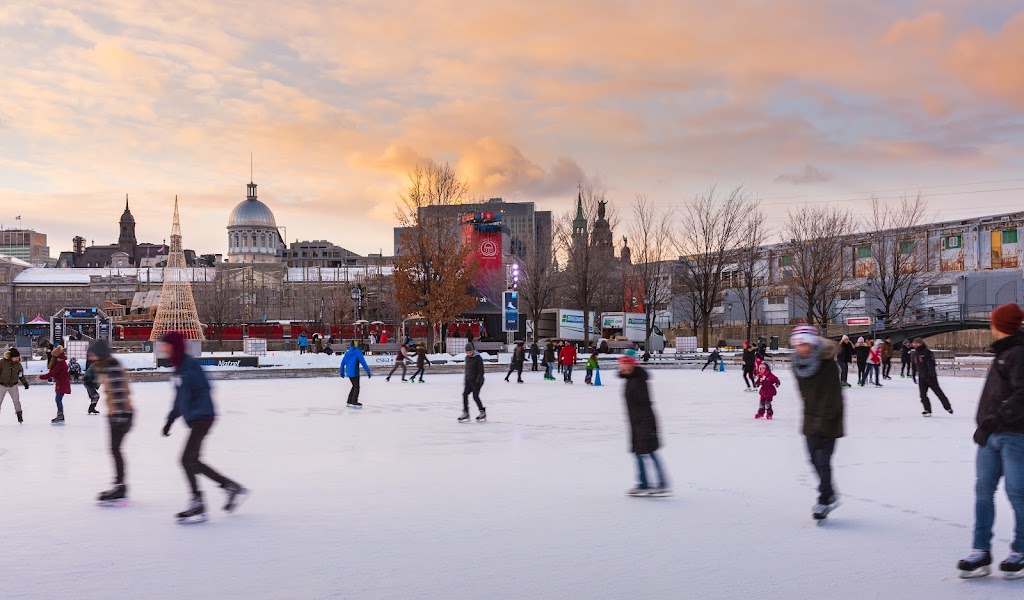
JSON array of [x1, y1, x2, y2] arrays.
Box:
[[461, 212, 504, 275]]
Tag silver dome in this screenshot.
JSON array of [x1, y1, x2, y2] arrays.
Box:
[[228, 198, 277, 228]]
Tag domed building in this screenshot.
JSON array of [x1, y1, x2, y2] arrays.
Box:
[[227, 181, 283, 264]]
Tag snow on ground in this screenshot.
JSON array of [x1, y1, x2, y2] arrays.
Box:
[[0, 367, 1020, 599]]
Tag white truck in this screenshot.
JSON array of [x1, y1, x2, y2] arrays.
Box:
[[600, 312, 666, 352], [536, 309, 598, 341]]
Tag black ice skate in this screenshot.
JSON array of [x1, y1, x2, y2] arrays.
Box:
[[223, 482, 249, 513], [457, 410, 470, 423], [812, 498, 839, 522], [476, 408, 487, 422], [88, 403, 100, 415], [16, 410, 23, 423], [346, 401, 363, 409], [922, 411, 932, 417], [97, 484, 128, 507], [51, 413, 64, 426], [176, 494, 207, 524], [957, 549, 992, 579], [1001, 552, 1024, 580]]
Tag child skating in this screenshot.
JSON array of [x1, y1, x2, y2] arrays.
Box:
[[754, 362, 781, 419], [585, 351, 599, 384], [39, 345, 71, 425], [88, 340, 134, 506], [83, 358, 101, 415], [618, 349, 670, 497]]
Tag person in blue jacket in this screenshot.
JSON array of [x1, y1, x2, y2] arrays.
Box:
[[340, 341, 372, 408], [159, 331, 247, 523], [297, 332, 309, 355]]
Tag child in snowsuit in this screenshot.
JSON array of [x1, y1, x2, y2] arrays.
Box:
[[585, 352, 599, 384], [754, 362, 781, 419]]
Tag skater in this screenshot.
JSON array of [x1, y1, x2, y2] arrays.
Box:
[[88, 340, 134, 505], [702, 347, 722, 371], [529, 341, 540, 371], [854, 337, 869, 386], [790, 325, 844, 521], [39, 345, 71, 424], [0, 347, 29, 424], [957, 303, 1024, 580], [68, 357, 82, 383], [838, 335, 854, 388], [754, 362, 781, 419], [556, 341, 564, 374], [900, 339, 914, 378], [297, 332, 308, 355], [913, 338, 952, 416], [379, 330, 389, 344], [559, 341, 577, 383], [339, 341, 372, 407], [619, 349, 670, 496], [158, 332, 247, 523], [386, 342, 410, 382], [83, 356, 101, 415], [458, 343, 486, 422], [543, 341, 556, 380], [866, 340, 882, 387], [881, 337, 894, 380], [742, 342, 756, 390], [585, 351, 599, 384], [410, 344, 428, 382], [505, 341, 525, 383]]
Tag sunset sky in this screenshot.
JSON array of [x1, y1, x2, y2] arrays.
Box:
[[2, 1, 1024, 257]]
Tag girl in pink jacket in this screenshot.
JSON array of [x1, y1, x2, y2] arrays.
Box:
[[754, 362, 781, 420]]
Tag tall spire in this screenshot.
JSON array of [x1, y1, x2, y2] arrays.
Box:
[[575, 183, 584, 220], [125, 194, 129, 211]]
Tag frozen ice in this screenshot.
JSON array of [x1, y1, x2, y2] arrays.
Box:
[[0, 366, 1020, 599]]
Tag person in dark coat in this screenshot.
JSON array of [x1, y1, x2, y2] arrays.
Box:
[[40, 345, 72, 424], [957, 304, 1024, 579], [854, 337, 869, 386], [838, 335, 854, 388], [702, 347, 722, 371], [742, 342, 756, 390], [159, 332, 247, 523], [900, 340, 914, 379], [881, 337, 894, 380], [505, 341, 525, 383], [790, 325, 844, 520], [542, 342, 556, 380], [458, 343, 486, 422], [0, 347, 29, 424], [619, 349, 669, 496], [912, 338, 952, 416], [529, 341, 540, 371], [410, 345, 428, 383]]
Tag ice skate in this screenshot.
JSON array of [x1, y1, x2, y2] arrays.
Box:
[[1000, 552, 1024, 580], [812, 497, 839, 522], [754, 412, 764, 419], [176, 494, 207, 524], [346, 401, 363, 409], [97, 484, 128, 507], [957, 549, 992, 579], [476, 408, 487, 422], [457, 410, 470, 423], [646, 487, 673, 498], [922, 411, 932, 417], [766, 413, 773, 420], [873, 383, 883, 387], [223, 482, 249, 513], [51, 413, 64, 425], [88, 402, 100, 415], [945, 407, 954, 415], [626, 487, 650, 497], [16, 410, 23, 423]]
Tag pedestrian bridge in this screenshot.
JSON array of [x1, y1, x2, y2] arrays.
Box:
[[833, 304, 994, 344]]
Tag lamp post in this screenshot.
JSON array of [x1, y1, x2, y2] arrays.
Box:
[[350, 284, 364, 340]]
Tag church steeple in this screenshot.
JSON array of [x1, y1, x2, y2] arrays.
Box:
[[118, 193, 138, 262], [572, 185, 587, 247]]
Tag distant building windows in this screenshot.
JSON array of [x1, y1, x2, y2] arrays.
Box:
[[838, 290, 862, 301], [857, 245, 871, 259], [1002, 229, 1018, 244], [899, 241, 915, 254], [942, 235, 962, 250], [779, 255, 793, 267], [767, 296, 786, 305], [927, 285, 953, 295]]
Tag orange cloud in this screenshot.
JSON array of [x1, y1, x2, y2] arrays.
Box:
[[947, 12, 1024, 108]]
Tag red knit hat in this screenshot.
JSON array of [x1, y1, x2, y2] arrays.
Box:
[[991, 303, 1024, 336]]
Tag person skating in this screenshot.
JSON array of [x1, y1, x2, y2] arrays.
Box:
[[339, 341, 372, 407], [89, 340, 134, 505], [838, 335, 854, 388], [900, 339, 914, 378], [742, 342, 757, 391], [158, 332, 247, 523], [542, 341, 556, 380], [0, 347, 29, 423], [505, 341, 525, 383], [458, 343, 486, 422], [297, 332, 309, 355], [68, 357, 82, 383], [854, 337, 869, 386], [39, 345, 71, 424], [881, 337, 894, 380], [702, 347, 722, 371], [957, 303, 1024, 580], [585, 351, 599, 384], [913, 338, 952, 416], [619, 349, 670, 497], [866, 340, 883, 387], [386, 342, 411, 382], [529, 341, 539, 371], [790, 325, 845, 521], [754, 362, 781, 419], [83, 356, 101, 415], [555, 341, 564, 375], [410, 344, 428, 383], [559, 342, 577, 383]]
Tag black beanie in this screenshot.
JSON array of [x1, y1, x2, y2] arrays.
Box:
[[8, 347, 19, 358], [88, 339, 112, 361]]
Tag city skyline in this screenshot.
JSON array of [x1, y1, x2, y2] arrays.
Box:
[[2, 1, 1024, 256]]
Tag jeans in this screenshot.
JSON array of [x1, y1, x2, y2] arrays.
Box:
[[462, 382, 484, 412], [866, 363, 880, 385], [55, 392, 65, 414], [806, 436, 837, 504], [882, 358, 892, 378], [347, 375, 361, 404], [110, 415, 133, 484], [635, 452, 668, 489], [856, 361, 866, 385], [973, 433, 1024, 552], [531, 357, 538, 371], [545, 361, 554, 378], [563, 364, 573, 382], [585, 367, 593, 383], [411, 367, 425, 381], [919, 378, 951, 413], [838, 362, 849, 385], [181, 420, 235, 496]]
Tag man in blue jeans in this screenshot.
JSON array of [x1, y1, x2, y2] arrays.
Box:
[[957, 303, 1024, 580]]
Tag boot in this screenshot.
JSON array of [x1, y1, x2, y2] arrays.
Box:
[[957, 549, 992, 579], [98, 483, 128, 505], [476, 408, 487, 422], [16, 410, 23, 423]]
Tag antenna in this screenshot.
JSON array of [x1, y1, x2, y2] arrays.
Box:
[[250, 152, 253, 183]]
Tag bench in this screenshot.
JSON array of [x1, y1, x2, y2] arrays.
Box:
[[471, 342, 505, 353], [368, 343, 403, 354]]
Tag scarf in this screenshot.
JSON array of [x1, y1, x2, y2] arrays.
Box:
[[791, 338, 825, 378]]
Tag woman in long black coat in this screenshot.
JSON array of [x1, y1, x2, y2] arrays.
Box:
[[619, 350, 669, 496]]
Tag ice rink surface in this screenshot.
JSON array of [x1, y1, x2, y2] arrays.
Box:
[[1, 366, 1021, 599]]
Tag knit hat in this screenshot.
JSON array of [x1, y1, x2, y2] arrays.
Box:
[[8, 347, 19, 358], [88, 339, 112, 361], [790, 324, 818, 347], [159, 331, 186, 367], [991, 303, 1024, 336], [618, 348, 638, 366], [841, 335, 850, 342], [465, 342, 475, 352], [857, 337, 865, 343]]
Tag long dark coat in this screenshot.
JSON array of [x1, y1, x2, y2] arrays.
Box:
[[794, 340, 845, 439], [621, 366, 660, 454]]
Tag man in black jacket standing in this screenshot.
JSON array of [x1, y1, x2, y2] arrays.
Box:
[[505, 341, 525, 383], [913, 338, 953, 416], [459, 343, 486, 422], [742, 342, 756, 391], [529, 341, 540, 371], [957, 304, 1024, 580]]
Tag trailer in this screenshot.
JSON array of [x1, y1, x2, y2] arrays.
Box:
[[536, 309, 598, 341], [600, 312, 666, 352]]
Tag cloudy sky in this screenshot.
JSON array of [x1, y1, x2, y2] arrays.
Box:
[[2, 1, 1024, 256]]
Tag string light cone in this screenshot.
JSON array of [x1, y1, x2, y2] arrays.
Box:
[[150, 197, 205, 341]]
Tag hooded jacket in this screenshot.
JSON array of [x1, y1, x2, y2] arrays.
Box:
[[621, 366, 660, 454], [41, 352, 72, 395], [339, 345, 372, 378], [868, 342, 882, 365], [838, 339, 854, 364], [912, 342, 939, 383], [854, 342, 869, 365], [793, 339, 844, 439], [756, 366, 781, 401], [416, 347, 427, 368], [0, 351, 29, 388], [542, 343, 555, 363], [558, 344, 577, 366], [881, 341, 894, 360], [165, 353, 216, 426], [464, 352, 485, 387], [976, 332, 1024, 434]]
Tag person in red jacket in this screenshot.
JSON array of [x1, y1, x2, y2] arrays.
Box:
[[754, 362, 781, 420], [39, 345, 72, 425], [559, 342, 578, 384]]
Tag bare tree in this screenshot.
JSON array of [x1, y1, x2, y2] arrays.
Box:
[[675, 187, 754, 350], [861, 194, 940, 323], [516, 235, 559, 342], [193, 267, 237, 349], [783, 205, 856, 332], [733, 206, 770, 343], [626, 194, 673, 349]]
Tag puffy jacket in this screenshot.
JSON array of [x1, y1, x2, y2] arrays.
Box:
[[742, 347, 756, 368], [297, 334, 308, 348], [621, 367, 660, 454], [586, 356, 599, 369], [339, 346, 371, 378], [900, 342, 913, 361], [558, 344, 577, 366], [165, 354, 215, 426], [794, 340, 844, 439], [0, 352, 29, 388], [416, 348, 427, 368], [756, 368, 781, 401], [41, 355, 72, 395], [913, 343, 939, 383], [464, 352, 485, 387], [512, 346, 526, 366], [854, 344, 869, 365], [976, 332, 1024, 434], [868, 345, 881, 365]]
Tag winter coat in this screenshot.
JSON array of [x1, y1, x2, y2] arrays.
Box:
[[586, 356, 599, 370], [756, 368, 781, 401], [464, 352, 485, 387], [854, 344, 869, 366], [976, 332, 1024, 434], [41, 355, 72, 395], [339, 346, 372, 378], [165, 354, 215, 426], [881, 342, 894, 360], [297, 334, 308, 348], [314, 337, 324, 353], [69, 360, 82, 377], [559, 344, 577, 366], [380, 332, 389, 344], [793, 340, 844, 439], [512, 346, 526, 366], [708, 349, 722, 363], [0, 352, 29, 388], [99, 359, 133, 421], [543, 344, 556, 363], [83, 362, 99, 388], [868, 345, 881, 365], [416, 348, 427, 368], [621, 367, 660, 454], [529, 343, 539, 360], [838, 341, 854, 364], [913, 343, 939, 383], [900, 342, 913, 362], [397, 345, 410, 363], [742, 347, 756, 369]]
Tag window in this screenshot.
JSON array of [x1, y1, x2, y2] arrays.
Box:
[[857, 245, 871, 259], [943, 235, 962, 250], [1003, 229, 1018, 244], [767, 296, 786, 305], [838, 290, 861, 301], [780, 255, 793, 267], [899, 241, 915, 254], [927, 285, 953, 295]]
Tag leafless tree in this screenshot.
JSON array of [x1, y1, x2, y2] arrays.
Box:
[[733, 206, 770, 343], [783, 205, 856, 332], [193, 268, 238, 348], [626, 194, 673, 349], [674, 186, 754, 350], [516, 233, 559, 341]]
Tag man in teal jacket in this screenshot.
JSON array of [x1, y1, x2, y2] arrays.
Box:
[[340, 342, 372, 408]]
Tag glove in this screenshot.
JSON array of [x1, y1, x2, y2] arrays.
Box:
[[23, 382, 29, 390], [162, 422, 172, 437], [973, 416, 997, 447]]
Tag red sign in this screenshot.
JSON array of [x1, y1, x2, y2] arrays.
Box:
[[845, 317, 871, 326], [624, 275, 645, 312]]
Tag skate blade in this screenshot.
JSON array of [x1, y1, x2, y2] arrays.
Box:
[[51, 422, 65, 426], [176, 515, 208, 525], [225, 489, 250, 514], [97, 500, 130, 508], [1004, 569, 1024, 581], [958, 566, 991, 579], [646, 490, 673, 498], [346, 405, 363, 409]]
